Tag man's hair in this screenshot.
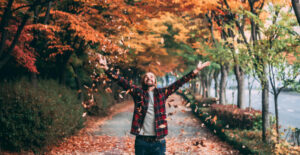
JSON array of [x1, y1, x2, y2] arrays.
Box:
[[141, 72, 157, 89]]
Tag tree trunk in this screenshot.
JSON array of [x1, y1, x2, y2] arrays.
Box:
[[206, 71, 213, 97], [0, 13, 30, 70], [261, 72, 270, 143], [192, 80, 197, 94], [58, 52, 72, 85], [199, 80, 203, 96], [248, 77, 253, 110], [220, 64, 229, 105], [43, 1, 52, 24], [274, 94, 280, 142], [292, 0, 300, 25], [214, 71, 219, 98], [249, 88, 252, 110], [165, 74, 169, 86], [30, 4, 41, 87], [234, 65, 245, 109], [206, 79, 211, 97], [202, 79, 207, 98], [0, 0, 14, 57], [71, 63, 84, 102]]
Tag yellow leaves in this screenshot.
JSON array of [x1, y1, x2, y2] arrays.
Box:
[[269, 0, 291, 7], [259, 11, 269, 22]]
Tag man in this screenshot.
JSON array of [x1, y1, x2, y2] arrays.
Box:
[[97, 54, 210, 155]]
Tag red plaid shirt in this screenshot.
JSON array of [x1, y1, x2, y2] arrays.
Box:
[[105, 69, 197, 139]]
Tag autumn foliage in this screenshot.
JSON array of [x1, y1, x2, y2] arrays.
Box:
[[0, 0, 299, 154], [210, 104, 262, 130]]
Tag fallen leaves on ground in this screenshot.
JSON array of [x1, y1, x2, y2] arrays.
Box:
[[48, 95, 239, 154]]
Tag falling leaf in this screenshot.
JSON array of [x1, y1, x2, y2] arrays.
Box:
[[161, 38, 164, 44], [185, 108, 191, 112], [126, 89, 131, 94], [212, 116, 217, 124], [81, 101, 87, 108], [168, 112, 173, 116], [82, 112, 87, 117], [105, 87, 112, 93], [159, 124, 166, 128]]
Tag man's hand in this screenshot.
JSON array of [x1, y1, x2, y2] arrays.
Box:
[[97, 53, 109, 70], [193, 61, 211, 74]]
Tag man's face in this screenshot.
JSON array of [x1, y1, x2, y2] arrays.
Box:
[[144, 72, 156, 87]]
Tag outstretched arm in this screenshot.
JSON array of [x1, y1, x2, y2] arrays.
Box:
[[97, 54, 139, 94], [163, 61, 210, 97]]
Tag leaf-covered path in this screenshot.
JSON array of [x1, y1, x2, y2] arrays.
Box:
[[50, 94, 239, 154]]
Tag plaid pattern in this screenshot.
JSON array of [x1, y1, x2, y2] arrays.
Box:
[[105, 69, 197, 139]]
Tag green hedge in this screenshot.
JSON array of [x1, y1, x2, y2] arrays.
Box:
[[86, 89, 115, 116], [0, 79, 85, 153]]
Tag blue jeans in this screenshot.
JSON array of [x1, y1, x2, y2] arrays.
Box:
[[135, 137, 166, 155]]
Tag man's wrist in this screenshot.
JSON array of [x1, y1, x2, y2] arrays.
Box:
[[193, 68, 199, 74], [104, 66, 109, 71]]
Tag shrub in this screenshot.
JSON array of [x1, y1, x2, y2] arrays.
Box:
[[0, 79, 85, 153], [86, 89, 115, 116], [210, 104, 262, 130], [194, 96, 218, 107]]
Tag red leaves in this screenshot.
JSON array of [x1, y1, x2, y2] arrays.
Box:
[[47, 94, 239, 154], [210, 104, 262, 129], [105, 87, 112, 93], [4, 24, 38, 73]]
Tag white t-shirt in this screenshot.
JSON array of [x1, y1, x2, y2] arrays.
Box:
[[139, 91, 156, 136]]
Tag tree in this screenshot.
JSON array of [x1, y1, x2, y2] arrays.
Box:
[[260, 5, 300, 141], [292, 0, 300, 24], [0, 0, 55, 72]]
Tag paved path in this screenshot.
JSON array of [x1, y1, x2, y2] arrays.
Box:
[[50, 94, 239, 155]]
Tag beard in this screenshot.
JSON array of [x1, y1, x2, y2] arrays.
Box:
[[145, 80, 155, 86], [146, 83, 155, 87]]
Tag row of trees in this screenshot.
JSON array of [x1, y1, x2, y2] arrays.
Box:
[[189, 0, 300, 143], [0, 0, 299, 143]]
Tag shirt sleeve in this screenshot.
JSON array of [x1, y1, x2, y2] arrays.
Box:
[[104, 69, 140, 95], [162, 70, 197, 97]]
